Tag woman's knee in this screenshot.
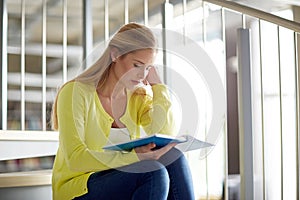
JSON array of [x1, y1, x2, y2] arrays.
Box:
[[118, 159, 167, 174], [158, 147, 186, 166], [135, 160, 168, 173], [131, 161, 170, 199], [138, 160, 170, 186]]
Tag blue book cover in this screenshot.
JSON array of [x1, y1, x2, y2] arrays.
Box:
[[103, 134, 213, 152], [103, 134, 186, 151]]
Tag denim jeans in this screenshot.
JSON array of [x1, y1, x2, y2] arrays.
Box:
[[73, 148, 195, 200]]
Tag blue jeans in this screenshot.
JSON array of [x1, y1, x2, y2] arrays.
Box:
[[74, 148, 195, 200]]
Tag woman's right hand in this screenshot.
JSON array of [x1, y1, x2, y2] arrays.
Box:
[[134, 142, 177, 160], [145, 66, 162, 86]]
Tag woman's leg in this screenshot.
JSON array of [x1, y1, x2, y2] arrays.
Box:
[[158, 148, 195, 200], [74, 160, 169, 200]]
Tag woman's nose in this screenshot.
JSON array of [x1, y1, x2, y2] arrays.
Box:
[[137, 67, 148, 79]]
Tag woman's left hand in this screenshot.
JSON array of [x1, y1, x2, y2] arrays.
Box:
[[134, 142, 177, 160]]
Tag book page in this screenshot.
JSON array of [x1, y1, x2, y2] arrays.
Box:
[[175, 135, 213, 152]]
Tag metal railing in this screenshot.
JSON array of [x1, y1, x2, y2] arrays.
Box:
[[203, 0, 300, 199]]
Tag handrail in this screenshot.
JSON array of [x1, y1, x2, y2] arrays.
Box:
[[203, 0, 300, 33], [0, 130, 58, 141]]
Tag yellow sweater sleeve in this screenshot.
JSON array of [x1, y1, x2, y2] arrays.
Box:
[[139, 84, 176, 136]]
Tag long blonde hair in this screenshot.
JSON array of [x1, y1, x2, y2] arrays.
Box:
[[51, 22, 157, 130]]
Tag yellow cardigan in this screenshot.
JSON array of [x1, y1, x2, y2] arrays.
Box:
[[52, 81, 175, 200]]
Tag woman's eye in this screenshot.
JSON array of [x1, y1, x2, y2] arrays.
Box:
[[133, 64, 152, 70], [134, 64, 143, 68]]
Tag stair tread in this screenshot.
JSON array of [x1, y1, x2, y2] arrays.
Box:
[[0, 170, 52, 188]]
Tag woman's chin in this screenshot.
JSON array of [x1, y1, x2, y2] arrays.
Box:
[[126, 82, 144, 91]]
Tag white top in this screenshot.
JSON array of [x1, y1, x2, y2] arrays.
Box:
[[106, 127, 148, 146], [106, 128, 131, 146]]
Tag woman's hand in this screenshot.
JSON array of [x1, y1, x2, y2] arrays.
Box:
[[144, 66, 162, 86], [134, 142, 177, 160]]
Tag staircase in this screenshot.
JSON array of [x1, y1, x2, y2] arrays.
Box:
[[0, 131, 58, 200]]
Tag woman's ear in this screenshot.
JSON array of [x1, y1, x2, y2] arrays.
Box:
[[110, 47, 119, 62]]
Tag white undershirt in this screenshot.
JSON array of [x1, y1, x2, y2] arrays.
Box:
[[106, 127, 148, 147], [106, 128, 131, 145]]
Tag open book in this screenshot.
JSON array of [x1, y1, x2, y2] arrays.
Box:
[[103, 134, 213, 152]]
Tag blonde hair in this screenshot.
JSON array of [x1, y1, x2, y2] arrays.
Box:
[[51, 22, 157, 130]]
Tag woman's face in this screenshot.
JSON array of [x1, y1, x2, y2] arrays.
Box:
[[113, 49, 155, 90]]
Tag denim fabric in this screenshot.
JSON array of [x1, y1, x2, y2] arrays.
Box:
[[73, 148, 195, 200]]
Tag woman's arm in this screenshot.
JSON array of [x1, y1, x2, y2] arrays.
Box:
[[140, 67, 176, 136]]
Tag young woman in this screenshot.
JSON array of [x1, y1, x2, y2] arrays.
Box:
[[51, 22, 195, 200]]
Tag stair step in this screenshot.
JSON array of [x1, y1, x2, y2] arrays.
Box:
[[0, 169, 52, 188], [0, 131, 58, 160]]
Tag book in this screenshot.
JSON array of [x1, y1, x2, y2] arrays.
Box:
[[103, 134, 213, 152]]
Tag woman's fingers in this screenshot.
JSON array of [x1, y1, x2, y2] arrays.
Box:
[[135, 143, 156, 153], [155, 143, 177, 155], [146, 66, 162, 85], [135, 142, 177, 160]]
